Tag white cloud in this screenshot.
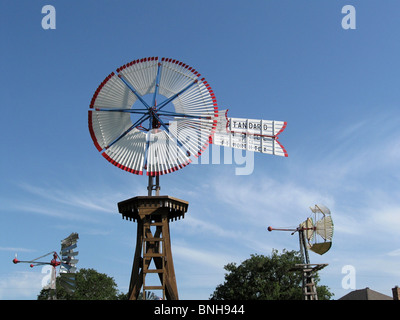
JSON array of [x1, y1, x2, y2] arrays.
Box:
[[177, 215, 240, 240], [17, 182, 117, 214], [0, 247, 36, 253], [210, 172, 334, 228], [0, 271, 44, 300], [387, 249, 400, 257], [367, 205, 400, 234], [14, 204, 98, 223], [330, 211, 362, 236], [173, 244, 235, 271]]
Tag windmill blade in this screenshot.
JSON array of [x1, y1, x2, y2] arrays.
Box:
[[60, 280, 76, 294], [211, 110, 288, 157], [102, 129, 146, 175], [62, 251, 79, 258], [299, 217, 314, 241], [60, 243, 77, 254], [315, 216, 334, 241], [61, 263, 77, 273], [61, 232, 79, 245], [144, 129, 191, 176], [310, 204, 331, 215], [62, 258, 79, 265], [59, 273, 77, 293], [61, 232, 79, 249], [60, 273, 75, 280], [61, 233, 78, 253], [309, 242, 332, 255]]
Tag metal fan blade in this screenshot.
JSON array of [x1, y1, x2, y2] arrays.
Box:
[[145, 129, 191, 176], [61, 232, 79, 245], [59, 273, 75, 280], [310, 204, 331, 215], [102, 129, 146, 175], [61, 263, 77, 273], [60, 278, 76, 289], [62, 251, 79, 258], [60, 243, 77, 254], [315, 216, 334, 241], [59, 274, 76, 293], [309, 242, 332, 255], [62, 258, 79, 265], [300, 217, 314, 241]]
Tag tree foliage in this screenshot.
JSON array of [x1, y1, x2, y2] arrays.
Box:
[[210, 250, 333, 300], [37, 268, 125, 300]]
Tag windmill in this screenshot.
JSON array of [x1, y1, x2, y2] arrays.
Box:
[[88, 57, 288, 300], [12, 233, 79, 299], [268, 204, 334, 300]]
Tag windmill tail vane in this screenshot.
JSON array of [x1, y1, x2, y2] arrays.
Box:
[[211, 109, 288, 157]]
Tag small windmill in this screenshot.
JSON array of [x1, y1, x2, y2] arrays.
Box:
[[12, 233, 79, 298], [268, 205, 334, 300]]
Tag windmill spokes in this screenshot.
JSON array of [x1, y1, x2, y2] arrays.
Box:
[[89, 57, 218, 177]]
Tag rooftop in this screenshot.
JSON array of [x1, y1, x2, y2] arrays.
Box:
[[339, 287, 393, 300]]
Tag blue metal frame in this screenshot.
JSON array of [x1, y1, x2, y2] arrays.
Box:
[[157, 110, 211, 119], [152, 62, 162, 108], [95, 108, 148, 114], [155, 80, 198, 112], [105, 73, 202, 128], [105, 114, 150, 149], [101, 69, 204, 156], [117, 74, 151, 109]]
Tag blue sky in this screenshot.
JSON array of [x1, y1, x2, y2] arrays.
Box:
[[1, 0, 400, 300]]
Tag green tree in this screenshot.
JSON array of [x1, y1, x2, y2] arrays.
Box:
[[210, 250, 333, 300], [38, 268, 124, 300]]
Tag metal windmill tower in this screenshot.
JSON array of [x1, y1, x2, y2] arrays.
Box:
[[268, 204, 334, 300], [88, 57, 288, 300], [12, 233, 79, 299]]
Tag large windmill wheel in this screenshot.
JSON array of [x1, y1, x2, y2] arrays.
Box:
[[89, 57, 218, 176]]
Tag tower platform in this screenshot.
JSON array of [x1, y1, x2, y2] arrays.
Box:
[[118, 195, 189, 300]]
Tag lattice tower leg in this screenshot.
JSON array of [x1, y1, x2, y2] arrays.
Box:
[[290, 263, 327, 301], [128, 214, 178, 300], [302, 269, 318, 300]]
